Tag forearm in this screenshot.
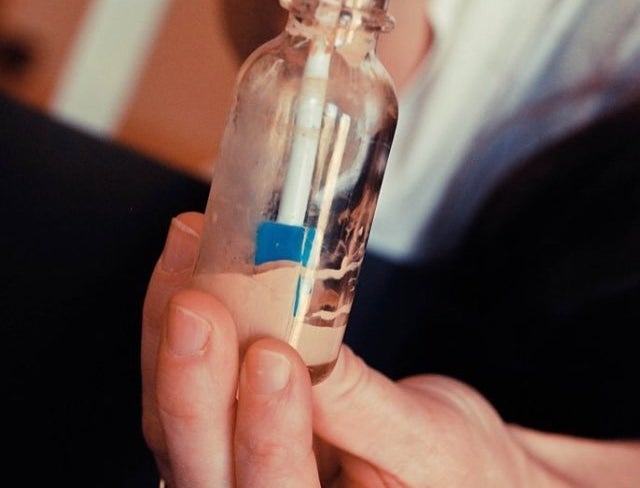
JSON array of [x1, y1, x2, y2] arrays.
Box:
[[377, 0, 432, 91], [510, 425, 640, 487]]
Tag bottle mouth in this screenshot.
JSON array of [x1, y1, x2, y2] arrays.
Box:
[[280, 0, 395, 33]]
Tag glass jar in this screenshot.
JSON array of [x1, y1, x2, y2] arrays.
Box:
[[193, 0, 398, 383]]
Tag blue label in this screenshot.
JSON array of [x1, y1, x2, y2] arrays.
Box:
[[255, 221, 317, 266]]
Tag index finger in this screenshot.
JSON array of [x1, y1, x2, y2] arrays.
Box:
[[141, 212, 204, 464]]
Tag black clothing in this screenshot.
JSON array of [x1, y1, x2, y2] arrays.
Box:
[[347, 96, 640, 439], [1, 95, 209, 486]]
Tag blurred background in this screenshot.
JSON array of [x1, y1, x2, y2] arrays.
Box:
[[0, 0, 243, 180], [0, 0, 407, 181]]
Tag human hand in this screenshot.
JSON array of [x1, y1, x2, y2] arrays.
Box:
[[142, 212, 637, 487]]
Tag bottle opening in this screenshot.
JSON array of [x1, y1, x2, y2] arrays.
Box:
[[280, 0, 395, 33]]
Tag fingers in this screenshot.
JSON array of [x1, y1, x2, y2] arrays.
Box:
[[157, 315, 321, 488], [235, 339, 321, 488], [155, 289, 239, 487], [141, 213, 203, 476], [142, 213, 203, 386], [142, 213, 204, 380], [142, 212, 321, 487]]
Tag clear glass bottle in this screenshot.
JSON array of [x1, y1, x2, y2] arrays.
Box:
[[193, 0, 398, 383]]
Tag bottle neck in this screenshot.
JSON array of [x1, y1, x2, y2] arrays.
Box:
[[282, 0, 394, 55]]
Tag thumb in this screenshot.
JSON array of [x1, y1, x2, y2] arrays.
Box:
[[311, 346, 431, 473], [311, 347, 528, 488]]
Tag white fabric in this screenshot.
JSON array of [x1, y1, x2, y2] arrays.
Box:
[[368, 0, 640, 264], [51, 0, 172, 136]]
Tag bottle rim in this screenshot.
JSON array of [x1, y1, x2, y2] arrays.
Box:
[[280, 0, 395, 33]]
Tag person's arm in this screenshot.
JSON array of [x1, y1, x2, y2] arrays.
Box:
[[141, 212, 640, 487], [377, 0, 432, 91]]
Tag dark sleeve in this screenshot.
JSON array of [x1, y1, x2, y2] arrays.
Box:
[[347, 98, 640, 440], [0, 95, 210, 486]]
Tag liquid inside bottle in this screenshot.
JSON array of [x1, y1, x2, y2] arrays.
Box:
[[193, 0, 398, 383]]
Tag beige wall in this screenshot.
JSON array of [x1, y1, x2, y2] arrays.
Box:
[[0, 0, 239, 181], [0, 1, 416, 181]]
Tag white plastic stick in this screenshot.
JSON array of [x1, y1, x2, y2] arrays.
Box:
[[277, 43, 332, 226]]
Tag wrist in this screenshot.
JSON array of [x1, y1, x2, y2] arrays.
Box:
[[509, 425, 640, 487]]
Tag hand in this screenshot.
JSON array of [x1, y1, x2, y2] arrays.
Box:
[[142, 212, 640, 487]]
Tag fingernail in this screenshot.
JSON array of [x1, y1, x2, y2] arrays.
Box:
[[244, 348, 291, 395], [166, 305, 211, 356], [160, 217, 200, 272]]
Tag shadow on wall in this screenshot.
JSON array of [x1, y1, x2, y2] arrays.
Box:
[[221, 0, 286, 62], [0, 30, 32, 78]]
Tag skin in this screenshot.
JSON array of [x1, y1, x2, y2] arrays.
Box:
[[142, 212, 640, 487]]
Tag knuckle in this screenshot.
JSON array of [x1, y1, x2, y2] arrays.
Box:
[[237, 436, 292, 472]]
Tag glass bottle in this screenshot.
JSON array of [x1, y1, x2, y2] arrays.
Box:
[[192, 0, 398, 384]]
